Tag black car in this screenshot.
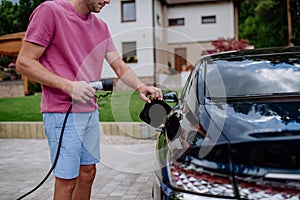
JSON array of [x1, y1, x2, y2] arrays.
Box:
[[151, 47, 300, 199]]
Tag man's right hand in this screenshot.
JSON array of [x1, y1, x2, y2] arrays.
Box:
[[69, 81, 96, 104]]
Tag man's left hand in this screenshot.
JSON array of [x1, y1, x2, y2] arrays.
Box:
[[138, 85, 163, 103]]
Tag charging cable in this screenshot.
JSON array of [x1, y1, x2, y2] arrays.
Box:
[[16, 105, 72, 200]]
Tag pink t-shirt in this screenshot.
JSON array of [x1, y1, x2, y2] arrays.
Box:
[[25, 0, 116, 113]]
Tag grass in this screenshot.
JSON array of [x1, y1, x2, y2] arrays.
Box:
[[97, 90, 145, 122], [0, 90, 179, 122], [0, 95, 42, 121]]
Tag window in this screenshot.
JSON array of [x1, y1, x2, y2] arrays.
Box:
[[168, 18, 185, 26], [121, 1, 136, 22], [122, 42, 138, 63], [201, 15, 216, 24]]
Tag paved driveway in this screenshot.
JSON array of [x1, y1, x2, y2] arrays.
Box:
[[0, 135, 156, 200]]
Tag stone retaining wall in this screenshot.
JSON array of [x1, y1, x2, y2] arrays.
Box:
[[0, 122, 157, 139], [0, 81, 24, 98]]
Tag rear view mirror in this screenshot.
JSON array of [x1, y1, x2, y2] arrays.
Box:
[[163, 91, 178, 104]]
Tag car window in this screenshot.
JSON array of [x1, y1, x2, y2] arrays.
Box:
[[180, 67, 195, 103], [197, 62, 205, 104], [205, 55, 300, 98], [181, 67, 200, 114]]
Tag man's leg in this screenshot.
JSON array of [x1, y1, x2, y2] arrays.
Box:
[[71, 110, 100, 199], [54, 177, 77, 200], [43, 112, 80, 199], [72, 164, 97, 200]]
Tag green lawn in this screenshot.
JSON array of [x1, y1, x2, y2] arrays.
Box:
[[0, 94, 42, 121], [97, 90, 146, 122], [0, 90, 178, 122]]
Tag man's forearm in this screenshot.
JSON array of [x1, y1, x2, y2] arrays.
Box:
[[106, 51, 162, 102], [118, 67, 146, 91]]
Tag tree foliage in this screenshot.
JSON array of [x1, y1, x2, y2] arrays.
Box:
[[239, 0, 285, 48], [239, 0, 300, 48], [290, 0, 300, 45], [0, 0, 19, 35], [0, 0, 44, 35]]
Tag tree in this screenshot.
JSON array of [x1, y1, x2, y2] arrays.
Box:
[[290, 0, 300, 45], [239, 0, 288, 48], [0, 0, 19, 35], [0, 0, 44, 35], [17, 0, 45, 32]]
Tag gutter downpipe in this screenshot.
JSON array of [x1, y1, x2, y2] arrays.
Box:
[[152, 0, 157, 87]]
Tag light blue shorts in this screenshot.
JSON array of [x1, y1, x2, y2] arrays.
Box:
[[43, 110, 100, 179]]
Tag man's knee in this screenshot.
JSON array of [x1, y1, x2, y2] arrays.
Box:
[[78, 165, 96, 184], [55, 177, 77, 195]]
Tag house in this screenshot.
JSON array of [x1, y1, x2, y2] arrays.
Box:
[[1, 0, 239, 95], [98, 0, 239, 89]]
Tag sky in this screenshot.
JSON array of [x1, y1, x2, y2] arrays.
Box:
[[0, 0, 19, 4]]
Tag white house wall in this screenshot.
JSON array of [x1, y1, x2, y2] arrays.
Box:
[[167, 2, 235, 44], [98, 0, 155, 79], [97, 0, 235, 87]]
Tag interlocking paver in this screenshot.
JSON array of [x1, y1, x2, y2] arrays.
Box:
[[0, 136, 155, 200]]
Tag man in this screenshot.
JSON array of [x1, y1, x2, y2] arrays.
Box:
[[16, 0, 162, 199]]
